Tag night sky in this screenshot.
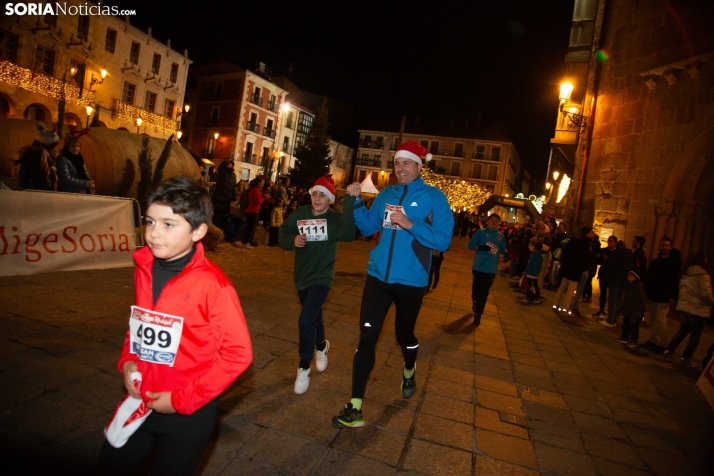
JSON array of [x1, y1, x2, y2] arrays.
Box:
[[114, 0, 574, 183]]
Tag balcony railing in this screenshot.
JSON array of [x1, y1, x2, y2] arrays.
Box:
[[242, 152, 257, 163], [491, 152, 501, 161], [282, 144, 293, 154], [387, 161, 393, 169], [469, 171, 481, 179], [267, 101, 277, 112], [285, 120, 294, 129], [0, 60, 96, 108], [356, 158, 382, 167], [250, 94, 262, 107], [472, 151, 486, 160], [263, 128, 276, 139], [117, 100, 178, 133], [434, 150, 464, 158], [246, 121, 260, 133], [359, 140, 384, 149]]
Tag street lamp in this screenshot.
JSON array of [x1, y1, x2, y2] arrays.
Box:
[[558, 81, 587, 129], [281, 103, 290, 112], [85, 105, 93, 127], [135, 117, 142, 134], [214, 132, 219, 140], [176, 130, 183, 140], [552, 170, 560, 181], [90, 68, 107, 89], [184, 104, 190, 114], [545, 182, 551, 190]]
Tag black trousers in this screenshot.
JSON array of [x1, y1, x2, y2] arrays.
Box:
[[242, 213, 259, 245], [621, 315, 642, 343], [471, 271, 496, 315], [526, 277, 540, 300], [95, 399, 218, 476], [598, 278, 609, 312], [352, 276, 425, 399]]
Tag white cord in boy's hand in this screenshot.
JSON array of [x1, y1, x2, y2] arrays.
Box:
[[294, 234, 307, 248], [146, 391, 176, 414], [122, 361, 141, 399]]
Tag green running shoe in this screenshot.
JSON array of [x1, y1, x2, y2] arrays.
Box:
[[401, 369, 417, 399], [331, 403, 365, 428]]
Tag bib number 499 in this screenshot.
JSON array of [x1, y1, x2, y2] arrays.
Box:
[[136, 324, 172, 348]]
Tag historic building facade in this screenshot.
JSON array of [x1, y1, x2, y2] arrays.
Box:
[[356, 120, 529, 198], [0, 2, 190, 138], [553, 0, 714, 261]]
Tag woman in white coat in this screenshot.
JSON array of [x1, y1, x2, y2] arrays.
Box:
[[663, 252, 713, 367]]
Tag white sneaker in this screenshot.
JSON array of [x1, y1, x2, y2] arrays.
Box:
[[294, 368, 310, 394], [315, 340, 330, 372]]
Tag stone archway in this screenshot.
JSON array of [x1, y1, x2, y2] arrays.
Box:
[[23, 103, 52, 122], [0, 93, 17, 118], [64, 112, 81, 127]]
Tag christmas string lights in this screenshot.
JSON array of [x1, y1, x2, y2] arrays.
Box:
[[117, 101, 177, 134], [0, 60, 95, 107], [421, 169, 491, 212]]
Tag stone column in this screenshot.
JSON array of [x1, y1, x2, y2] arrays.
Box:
[[649, 199, 672, 259], [672, 201, 694, 258], [689, 207, 709, 258]]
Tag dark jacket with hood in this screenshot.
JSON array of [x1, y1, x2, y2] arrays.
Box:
[[644, 249, 682, 303], [620, 278, 647, 318], [211, 162, 237, 213], [608, 246, 634, 287], [560, 233, 592, 281]]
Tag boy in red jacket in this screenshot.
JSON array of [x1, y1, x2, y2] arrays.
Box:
[[97, 176, 253, 476]]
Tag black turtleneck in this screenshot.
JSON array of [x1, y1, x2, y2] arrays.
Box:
[[151, 245, 196, 304]]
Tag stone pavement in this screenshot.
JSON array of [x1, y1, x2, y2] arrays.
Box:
[[1, 237, 713, 475]]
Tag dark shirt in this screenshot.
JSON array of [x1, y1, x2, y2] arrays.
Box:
[[151, 245, 196, 304]]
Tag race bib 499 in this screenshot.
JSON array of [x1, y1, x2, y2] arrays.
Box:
[[129, 306, 184, 366]]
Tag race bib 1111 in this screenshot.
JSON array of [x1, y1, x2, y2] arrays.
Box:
[[297, 219, 328, 241], [129, 306, 184, 367]]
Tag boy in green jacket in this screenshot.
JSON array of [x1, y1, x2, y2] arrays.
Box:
[[280, 177, 357, 394]]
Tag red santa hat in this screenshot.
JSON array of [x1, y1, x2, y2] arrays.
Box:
[[104, 372, 152, 448], [309, 176, 336, 203], [394, 140, 433, 164]]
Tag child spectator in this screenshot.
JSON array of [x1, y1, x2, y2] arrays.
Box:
[[269, 198, 284, 247], [97, 176, 253, 475], [285, 199, 298, 219], [279, 177, 357, 394], [522, 241, 543, 303], [616, 270, 647, 347]]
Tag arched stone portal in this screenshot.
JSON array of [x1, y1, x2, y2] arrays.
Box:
[[23, 103, 52, 122], [0, 93, 16, 118]]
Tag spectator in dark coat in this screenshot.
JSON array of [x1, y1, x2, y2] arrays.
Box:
[[641, 237, 682, 352], [600, 240, 634, 327], [594, 235, 617, 318], [552, 227, 595, 316], [211, 160, 237, 231], [616, 269, 648, 346], [631, 236, 648, 275]]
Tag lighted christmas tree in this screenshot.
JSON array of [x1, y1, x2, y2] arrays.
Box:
[[421, 168, 491, 211]]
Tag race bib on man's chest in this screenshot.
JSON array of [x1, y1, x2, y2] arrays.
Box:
[[129, 306, 184, 366], [297, 219, 328, 241], [383, 204, 405, 230]]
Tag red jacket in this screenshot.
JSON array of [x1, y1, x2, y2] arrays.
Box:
[[243, 187, 264, 214], [117, 243, 252, 415]]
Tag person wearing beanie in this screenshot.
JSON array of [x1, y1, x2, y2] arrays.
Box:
[[279, 176, 357, 395], [615, 269, 647, 347], [16, 123, 60, 191], [332, 140, 453, 429]]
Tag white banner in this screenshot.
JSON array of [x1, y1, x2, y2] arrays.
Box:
[[0, 190, 137, 276]]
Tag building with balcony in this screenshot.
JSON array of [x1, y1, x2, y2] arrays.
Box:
[[356, 118, 529, 198], [0, 2, 190, 139], [182, 60, 288, 181]]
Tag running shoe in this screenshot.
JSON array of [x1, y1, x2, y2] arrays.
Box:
[[472, 301, 478, 314], [401, 365, 417, 399], [599, 321, 616, 328], [615, 338, 629, 344], [315, 340, 330, 372], [593, 311, 606, 319], [331, 403, 365, 428], [294, 368, 310, 395], [627, 341, 637, 348]]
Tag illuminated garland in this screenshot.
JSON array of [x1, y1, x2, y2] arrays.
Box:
[[421, 169, 491, 211], [117, 100, 177, 133], [0, 60, 95, 107]]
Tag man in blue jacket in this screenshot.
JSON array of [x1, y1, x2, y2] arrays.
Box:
[[332, 141, 453, 429], [468, 214, 507, 326]]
